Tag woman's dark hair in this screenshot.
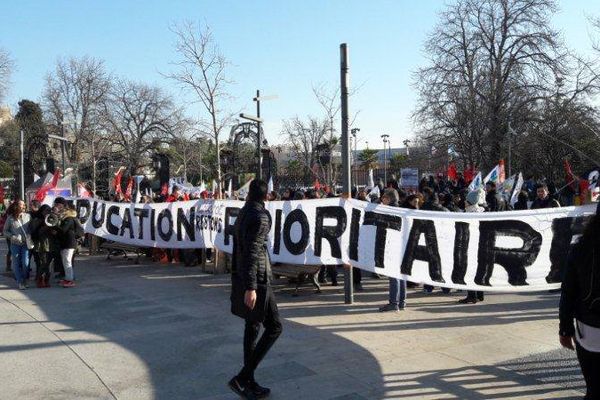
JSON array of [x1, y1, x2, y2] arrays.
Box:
[[247, 179, 268, 202], [9, 199, 23, 218]]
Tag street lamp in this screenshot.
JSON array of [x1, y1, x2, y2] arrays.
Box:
[[239, 113, 264, 179], [381, 134, 389, 186], [403, 139, 411, 156]]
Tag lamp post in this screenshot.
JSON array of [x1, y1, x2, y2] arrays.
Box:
[[239, 113, 264, 179], [381, 134, 389, 186], [403, 139, 411, 156], [250, 90, 278, 181]]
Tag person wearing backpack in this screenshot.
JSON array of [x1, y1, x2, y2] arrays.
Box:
[[58, 203, 81, 288]]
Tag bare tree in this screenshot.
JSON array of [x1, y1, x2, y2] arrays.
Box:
[[164, 21, 236, 191], [168, 118, 202, 182], [102, 80, 179, 174], [413, 0, 570, 170], [43, 56, 111, 166], [0, 47, 15, 103], [281, 116, 330, 185]]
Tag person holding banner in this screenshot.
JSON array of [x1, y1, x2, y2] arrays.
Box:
[[458, 190, 486, 304], [379, 189, 408, 312], [229, 180, 282, 400], [559, 205, 600, 399]]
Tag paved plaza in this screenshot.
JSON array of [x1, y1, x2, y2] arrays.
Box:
[[0, 244, 587, 399]]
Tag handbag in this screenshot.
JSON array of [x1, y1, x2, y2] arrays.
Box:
[[230, 277, 269, 323], [18, 220, 34, 250]]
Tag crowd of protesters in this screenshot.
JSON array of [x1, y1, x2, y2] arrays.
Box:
[[0, 196, 81, 289]]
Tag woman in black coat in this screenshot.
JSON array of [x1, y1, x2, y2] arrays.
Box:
[[559, 206, 600, 399]]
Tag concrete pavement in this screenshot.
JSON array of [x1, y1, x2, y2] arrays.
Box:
[[0, 243, 586, 399]]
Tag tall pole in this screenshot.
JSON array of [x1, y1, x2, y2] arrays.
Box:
[[60, 120, 67, 173], [381, 134, 389, 187], [340, 43, 353, 305], [256, 89, 262, 180], [19, 130, 25, 201], [507, 121, 513, 177]]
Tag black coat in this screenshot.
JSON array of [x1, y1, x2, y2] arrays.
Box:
[[530, 197, 560, 209], [559, 241, 600, 336], [485, 190, 506, 212], [421, 200, 448, 212], [231, 200, 272, 292], [59, 215, 78, 250]]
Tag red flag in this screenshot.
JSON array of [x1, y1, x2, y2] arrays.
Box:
[[498, 159, 506, 184], [114, 167, 125, 195], [34, 170, 61, 202], [183, 192, 190, 201], [463, 164, 475, 183], [447, 162, 458, 181], [124, 177, 134, 201], [314, 179, 321, 191], [563, 160, 578, 190]]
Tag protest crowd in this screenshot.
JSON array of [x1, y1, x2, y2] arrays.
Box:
[[0, 157, 599, 398]]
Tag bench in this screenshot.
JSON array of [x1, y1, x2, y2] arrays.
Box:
[[100, 241, 144, 264], [271, 263, 321, 295]]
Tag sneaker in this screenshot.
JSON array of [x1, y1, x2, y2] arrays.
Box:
[[354, 283, 364, 292], [228, 376, 258, 400], [458, 297, 477, 304], [248, 380, 271, 399], [18, 283, 26, 290], [379, 303, 400, 312], [228, 376, 245, 397], [61, 280, 76, 288]]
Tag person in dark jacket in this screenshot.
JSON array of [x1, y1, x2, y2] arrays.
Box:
[[58, 203, 79, 288], [484, 182, 505, 211], [513, 190, 529, 211], [420, 187, 448, 212], [29, 205, 53, 288], [559, 205, 600, 399], [229, 179, 282, 400], [531, 183, 560, 209]]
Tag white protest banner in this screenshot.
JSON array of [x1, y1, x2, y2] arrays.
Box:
[[67, 197, 596, 292]]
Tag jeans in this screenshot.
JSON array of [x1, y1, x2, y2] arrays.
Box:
[[61, 248, 75, 281], [239, 287, 283, 383], [389, 278, 407, 308], [10, 244, 30, 285], [576, 341, 600, 399]]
